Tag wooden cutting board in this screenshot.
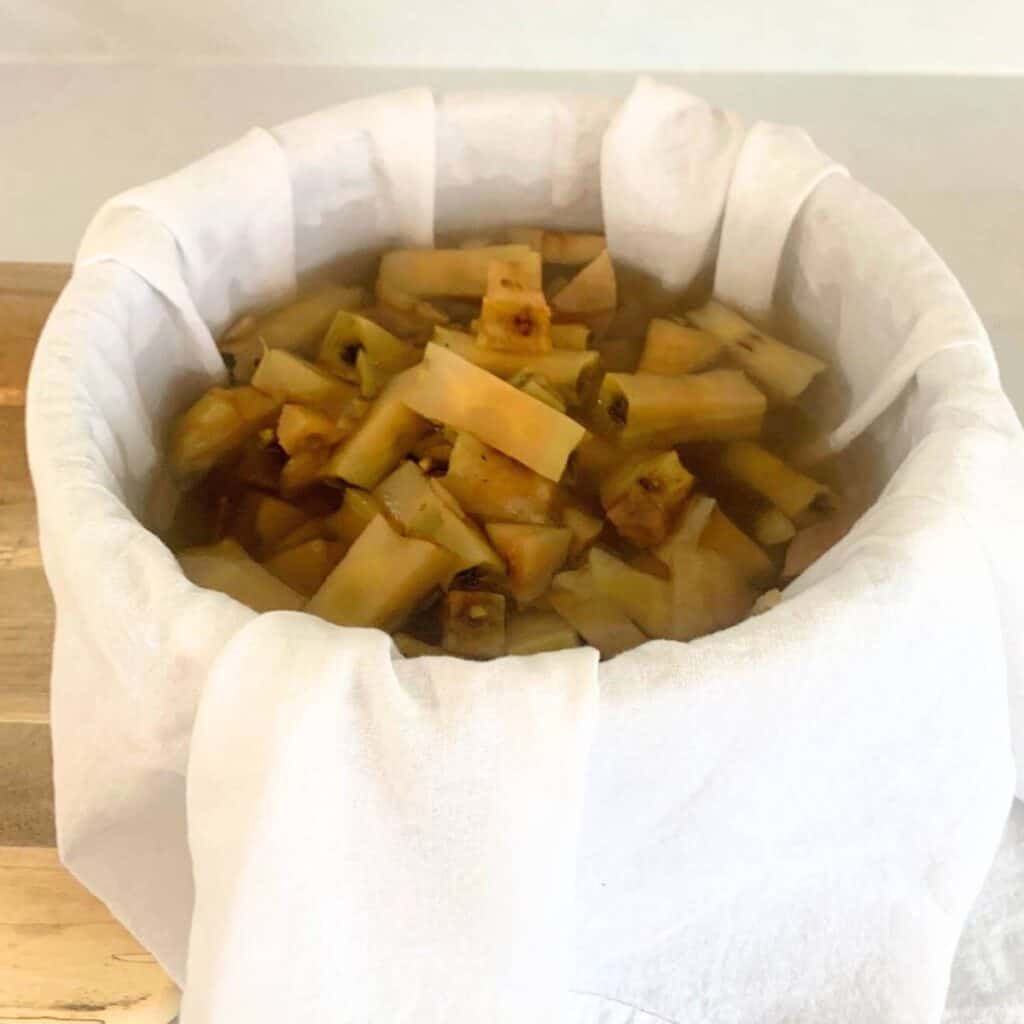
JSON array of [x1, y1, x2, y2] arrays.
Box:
[[0, 263, 180, 1022]]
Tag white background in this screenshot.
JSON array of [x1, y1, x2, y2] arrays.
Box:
[[3, 0, 1024, 72]]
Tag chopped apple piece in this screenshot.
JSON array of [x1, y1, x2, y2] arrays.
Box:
[[548, 568, 646, 658], [659, 507, 757, 637], [600, 449, 693, 509], [323, 369, 430, 489], [686, 300, 826, 402], [638, 319, 722, 375], [694, 547, 756, 630], [365, 303, 440, 342], [628, 551, 672, 579], [279, 448, 331, 497], [504, 227, 546, 252], [588, 547, 674, 638], [485, 258, 538, 291], [699, 507, 776, 588], [506, 228, 606, 266], [268, 516, 330, 554], [655, 493, 718, 559], [169, 385, 280, 483], [543, 231, 606, 266], [178, 538, 305, 613], [328, 488, 383, 547], [443, 432, 556, 525], [307, 515, 456, 630], [220, 283, 365, 382], [595, 370, 766, 445], [569, 433, 632, 500], [749, 506, 796, 547], [401, 344, 585, 481], [432, 327, 599, 403], [561, 506, 604, 559], [230, 492, 308, 558], [235, 434, 285, 491], [250, 349, 358, 416], [511, 372, 568, 413], [593, 335, 637, 371], [442, 590, 507, 659], [718, 441, 837, 525], [506, 609, 580, 655], [276, 403, 343, 455], [666, 545, 752, 638], [550, 249, 616, 315], [550, 323, 591, 350], [600, 451, 695, 548], [485, 524, 571, 605], [168, 238, 843, 660], [319, 311, 421, 397], [691, 473, 797, 547], [477, 260, 552, 354], [374, 281, 449, 326], [375, 461, 504, 574], [262, 538, 344, 596], [377, 245, 541, 297], [271, 491, 381, 554], [545, 274, 572, 302], [269, 490, 379, 557]]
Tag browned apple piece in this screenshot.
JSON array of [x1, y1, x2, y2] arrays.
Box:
[[485, 524, 572, 605], [220, 283, 365, 382], [686, 300, 826, 403], [442, 432, 557, 526], [600, 451, 695, 548], [230, 492, 309, 558], [169, 385, 281, 483], [476, 260, 553, 354], [718, 441, 838, 526], [442, 590, 507, 659]]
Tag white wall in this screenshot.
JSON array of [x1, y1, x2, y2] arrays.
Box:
[[2, 0, 1023, 73]]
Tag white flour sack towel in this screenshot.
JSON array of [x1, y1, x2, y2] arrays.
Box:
[[26, 77, 1024, 1023]]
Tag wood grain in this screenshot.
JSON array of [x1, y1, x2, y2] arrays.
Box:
[[0, 263, 72, 296], [0, 847, 180, 1022], [0, 724, 55, 846], [0, 263, 67, 408], [0, 267, 60, 727], [0, 263, 177, 1019]]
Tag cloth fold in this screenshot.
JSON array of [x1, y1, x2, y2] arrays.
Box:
[[27, 78, 1024, 1023], [182, 616, 599, 1023]]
